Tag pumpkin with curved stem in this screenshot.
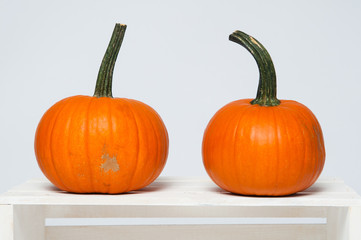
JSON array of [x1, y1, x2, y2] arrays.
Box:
[[202, 30, 325, 196], [35, 24, 169, 194]]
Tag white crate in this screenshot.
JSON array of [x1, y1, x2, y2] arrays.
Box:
[[1, 177, 361, 240]]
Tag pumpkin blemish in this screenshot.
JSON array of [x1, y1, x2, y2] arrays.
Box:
[[101, 153, 120, 172]]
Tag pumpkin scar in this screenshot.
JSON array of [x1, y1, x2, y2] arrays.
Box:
[[101, 153, 120, 172]]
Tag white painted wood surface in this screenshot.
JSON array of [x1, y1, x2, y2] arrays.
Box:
[[46, 224, 326, 240], [0, 177, 360, 240]]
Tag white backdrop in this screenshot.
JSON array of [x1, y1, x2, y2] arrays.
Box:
[[1, 0, 361, 194]]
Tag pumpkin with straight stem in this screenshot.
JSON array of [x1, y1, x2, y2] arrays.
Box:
[[35, 24, 169, 193], [202, 30, 325, 196]]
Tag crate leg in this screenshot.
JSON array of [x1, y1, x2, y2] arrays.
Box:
[[327, 207, 348, 240], [0, 205, 14, 240], [348, 206, 361, 240], [13, 205, 45, 240], [326, 206, 361, 240]]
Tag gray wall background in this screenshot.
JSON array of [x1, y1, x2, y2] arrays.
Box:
[[1, 0, 361, 194]]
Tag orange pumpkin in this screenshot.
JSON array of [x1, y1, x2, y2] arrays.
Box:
[[35, 24, 169, 193], [202, 30, 325, 196]]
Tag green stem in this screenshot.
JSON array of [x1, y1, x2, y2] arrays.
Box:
[[93, 23, 127, 98], [229, 30, 280, 106]]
